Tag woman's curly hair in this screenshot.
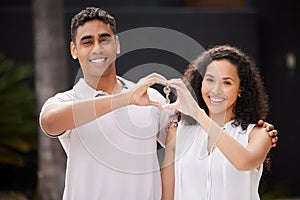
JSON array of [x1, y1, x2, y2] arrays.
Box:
[[181, 44, 269, 131]]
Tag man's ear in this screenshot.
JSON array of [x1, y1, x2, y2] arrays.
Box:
[[115, 36, 120, 55], [70, 41, 77, 59]]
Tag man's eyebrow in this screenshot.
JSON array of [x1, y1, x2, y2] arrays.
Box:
[[79, 33, 112, 42], [99, 33, 112, 38], [80, 35, 92, 41]]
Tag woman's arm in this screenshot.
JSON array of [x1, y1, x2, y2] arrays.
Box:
[[218, 125, 272, 170], [164, 78, 273, 171], [161, 123, 177, 200], [195, 108, 272, 170]]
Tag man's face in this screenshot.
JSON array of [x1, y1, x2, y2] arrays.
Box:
[[70, 19, 120, 83]]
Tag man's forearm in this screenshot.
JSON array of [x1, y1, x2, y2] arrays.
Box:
[[40, 91, 131, 136]]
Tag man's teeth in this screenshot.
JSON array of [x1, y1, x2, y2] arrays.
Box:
[[91, 58, 106, 63]]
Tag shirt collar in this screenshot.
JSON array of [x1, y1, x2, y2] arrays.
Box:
[[73, 77, 130, 99]]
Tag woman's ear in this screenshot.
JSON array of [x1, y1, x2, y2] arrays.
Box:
[[70, 41, 78, 59], [238, 87, 243, 97]]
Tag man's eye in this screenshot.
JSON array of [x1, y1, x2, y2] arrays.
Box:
[[101, 37, 111, 43], [82, 40, 92, 45]]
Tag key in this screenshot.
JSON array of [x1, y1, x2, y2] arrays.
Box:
[[163, 86, 171, 104]]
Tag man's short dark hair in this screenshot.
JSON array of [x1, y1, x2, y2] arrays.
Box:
[[70, 7, 117, 42]]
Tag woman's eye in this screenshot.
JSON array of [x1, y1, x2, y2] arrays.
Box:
[[205, 78, 214, 82], [224, 81, 232, 85]]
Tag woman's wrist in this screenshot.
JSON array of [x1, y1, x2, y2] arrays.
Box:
[[192, 107, 223, 154], [193, 107, 206, 125]]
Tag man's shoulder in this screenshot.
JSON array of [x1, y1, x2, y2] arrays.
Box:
[[117, 76, 135, 88], [43, 88, 74, 107], [52, 88, 74, 100]]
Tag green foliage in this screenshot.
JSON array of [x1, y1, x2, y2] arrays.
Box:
[[0, 53, 37, 167], [260, 180, 290, 200]]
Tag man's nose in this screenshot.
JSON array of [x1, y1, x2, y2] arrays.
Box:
[[92, 43, 103, 54]]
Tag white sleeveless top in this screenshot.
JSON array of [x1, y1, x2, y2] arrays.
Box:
[[175, 120, 263, 200]]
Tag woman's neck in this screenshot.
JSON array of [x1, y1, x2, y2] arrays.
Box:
[[209, 112, 235, 127]]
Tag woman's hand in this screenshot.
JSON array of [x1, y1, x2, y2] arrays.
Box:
[[163, 78, 201, 119]]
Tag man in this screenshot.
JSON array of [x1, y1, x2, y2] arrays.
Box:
[[39, 7, 278, 200], [40, 7, 175, 200]]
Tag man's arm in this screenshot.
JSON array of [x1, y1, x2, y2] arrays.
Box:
[[40, 93, 131, 136], [40, 73, 167, 136]]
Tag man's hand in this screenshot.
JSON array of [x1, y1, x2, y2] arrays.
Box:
[[128, 73, 167, 108], [257, 120, 278, 147]]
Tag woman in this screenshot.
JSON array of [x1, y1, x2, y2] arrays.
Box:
[[161, 45, 273, 200]]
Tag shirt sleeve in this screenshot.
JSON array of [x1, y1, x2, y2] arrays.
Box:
[[147, 87, 177, 147], [39, 91, 73, 138], [157, 109, 177, 148]]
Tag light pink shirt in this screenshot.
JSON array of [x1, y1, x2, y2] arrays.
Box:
[[40, 77, 175, 200]]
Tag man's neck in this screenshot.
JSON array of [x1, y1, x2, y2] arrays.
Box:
[[95, 74, 118, 94]]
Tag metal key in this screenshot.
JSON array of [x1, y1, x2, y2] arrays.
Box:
[[163, 86, 171, 104]]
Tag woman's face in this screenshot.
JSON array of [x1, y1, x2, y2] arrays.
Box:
[[201, 59, 241, 118]]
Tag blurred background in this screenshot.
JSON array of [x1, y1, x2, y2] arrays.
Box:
[[0, 0, 299, 199]]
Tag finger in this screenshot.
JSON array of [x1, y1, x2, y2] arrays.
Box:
[[168, 78, 186, 87], [257, 119, 264, 127], [168, 79, 196, 94], [271, 136, 278, 147], [167, 84, 186, 94], [272, 136, 278, 143], [271, 130, 278, 137], [268, 130, 276, 137], [146, 72, 166, 79], [167, 80, 189, 93], [163, 103, 176, 111], [163, 104, 175, 110], [148, 77, 168, 87], [138, 79, 162, 90], [149, 100, 163, 110], [137, 73, 167, 86], [266, 124, 274, 131], [145, 73, 168, 83]]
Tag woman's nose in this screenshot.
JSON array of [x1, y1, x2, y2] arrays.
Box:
[[210, 82, 224, 95]]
